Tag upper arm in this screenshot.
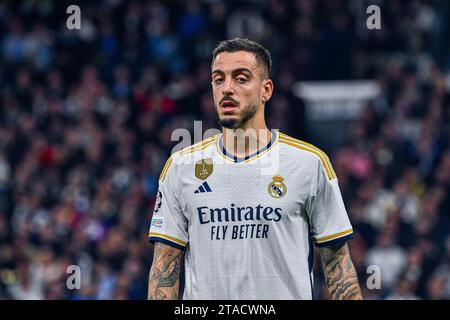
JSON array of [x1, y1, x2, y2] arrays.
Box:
[[148, 242, 184, 300], [151, 241, 184, 271], [306, 156, 353, 247], [149, 156, 189, 250], [152, 241, 184, 263], [318, 240, 348, 266], [318, 241, 362, 300]]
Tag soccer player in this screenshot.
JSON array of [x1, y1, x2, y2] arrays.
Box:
[[148, 38, 362, 300]]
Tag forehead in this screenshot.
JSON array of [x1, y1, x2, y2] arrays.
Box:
[[212, 51, 259, 73]]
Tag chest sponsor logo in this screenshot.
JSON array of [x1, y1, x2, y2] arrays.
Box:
[[197, 204, 282, 241]]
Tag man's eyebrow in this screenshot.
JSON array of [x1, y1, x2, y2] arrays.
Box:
[[211, 69, 224, 75], [211, 67, 253, 75], [231, 67, 252, 75]]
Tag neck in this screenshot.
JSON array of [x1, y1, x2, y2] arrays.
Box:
[[222, 119, 272, 158]]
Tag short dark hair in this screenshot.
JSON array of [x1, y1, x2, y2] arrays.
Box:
[[211, 38, 272, 78]]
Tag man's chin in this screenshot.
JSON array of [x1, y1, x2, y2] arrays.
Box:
[[218, 117, 239, 129]]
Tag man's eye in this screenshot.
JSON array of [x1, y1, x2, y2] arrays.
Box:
[[236, 78, 247, 83], [214, 78, 224, 84]]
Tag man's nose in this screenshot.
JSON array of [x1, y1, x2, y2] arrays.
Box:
[[222, 78, 234, 95]]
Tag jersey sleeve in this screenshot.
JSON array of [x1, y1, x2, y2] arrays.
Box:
[[149, 156, 188, 250], [306, 156, 353, 247]]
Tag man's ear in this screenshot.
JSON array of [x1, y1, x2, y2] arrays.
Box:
[[262, 79, 274, 103]]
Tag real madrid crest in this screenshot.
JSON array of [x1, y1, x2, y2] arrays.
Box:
[[268, 175, 287, 198], [195, 158, 213, 180]]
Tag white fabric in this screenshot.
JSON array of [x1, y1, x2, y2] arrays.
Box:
[[149, 131, 353, 299]]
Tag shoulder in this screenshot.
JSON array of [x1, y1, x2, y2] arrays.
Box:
[[278, 132, 329, 161], [176, 134, 219, 158], [278, 132, 336, 180], [159, 134, 220, 182]]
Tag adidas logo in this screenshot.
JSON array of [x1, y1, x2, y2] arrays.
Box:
[[194, 181, 212, 193]]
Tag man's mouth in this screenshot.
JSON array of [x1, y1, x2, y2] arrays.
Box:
[[220, 101, 238, 112]]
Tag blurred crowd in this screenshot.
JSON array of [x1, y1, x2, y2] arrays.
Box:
[[0, 0, 449, 299]]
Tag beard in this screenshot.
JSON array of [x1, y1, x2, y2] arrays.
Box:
[[216, 102, 259, 129]]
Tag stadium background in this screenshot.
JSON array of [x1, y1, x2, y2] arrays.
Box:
[[0, 0, 449, 300]]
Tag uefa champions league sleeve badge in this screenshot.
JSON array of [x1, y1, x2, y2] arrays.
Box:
[[268, 175, 287, 198]]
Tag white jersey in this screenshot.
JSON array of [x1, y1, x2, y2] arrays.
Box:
[[149, 131, 353, 300]]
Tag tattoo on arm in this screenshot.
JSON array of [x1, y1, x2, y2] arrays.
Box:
[[319, 242, 363, 300], [148, 242, 183, 300]]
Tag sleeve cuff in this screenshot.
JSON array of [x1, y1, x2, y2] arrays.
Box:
[[148, 232, 187, 251], [313, 229, 353, 247]]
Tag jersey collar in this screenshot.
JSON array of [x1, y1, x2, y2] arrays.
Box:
[[217, 130, 279, 163]]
